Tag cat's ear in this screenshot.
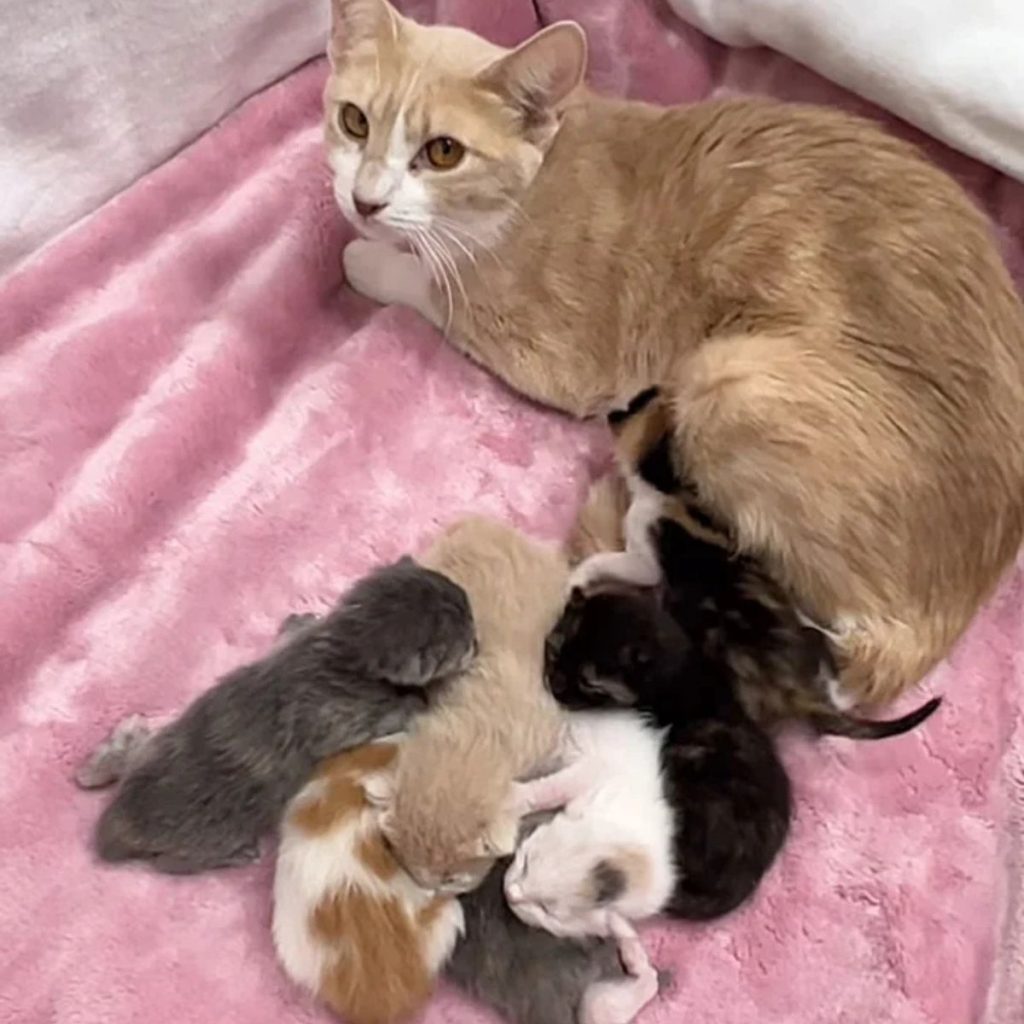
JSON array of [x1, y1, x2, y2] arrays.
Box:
[[330, 0, 402, 64], [478, 22, 587, 123]]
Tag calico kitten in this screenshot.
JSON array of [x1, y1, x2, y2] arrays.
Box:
[[507, 598, 791, 925], [330, 0, 1024, 708], [274, 739, 464, 1024], [373, 517, 568, 893], [75, 558, 475, 874], [448, 828, 664, 1024], [571, 389, 943, 741]]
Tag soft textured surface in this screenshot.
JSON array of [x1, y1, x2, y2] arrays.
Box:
[[668, 0, 1024, 184], [0, 0, 327, 273], [2, 1, 1023, 1022]]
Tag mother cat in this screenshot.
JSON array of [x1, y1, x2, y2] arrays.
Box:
[[330, 0, 1024, 704]]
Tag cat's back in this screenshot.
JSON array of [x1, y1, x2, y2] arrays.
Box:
[[274, 741, 463, 1024], [540, 93, 1024, 371]]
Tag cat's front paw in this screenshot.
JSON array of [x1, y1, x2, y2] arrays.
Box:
[[343, 239, 401, 304], [343, 240, 435, 319]]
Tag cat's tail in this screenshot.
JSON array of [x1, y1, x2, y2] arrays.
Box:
[[810, 695, 942, 741]]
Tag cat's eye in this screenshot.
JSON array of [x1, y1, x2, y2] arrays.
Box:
[[422, 136, 465, 170], [339, 103, 369, 140]]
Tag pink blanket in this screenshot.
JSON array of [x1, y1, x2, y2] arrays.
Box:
[[2, 1, 1022, 1022]]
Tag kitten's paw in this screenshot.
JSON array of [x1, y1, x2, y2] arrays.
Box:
[[568, 553, 626, 591], [580, 968, 659, 1024], [376, 632, 477, 687], [75, 715, 153, 789], [568, 558, 603, 591], [277, 612, 318, 637]]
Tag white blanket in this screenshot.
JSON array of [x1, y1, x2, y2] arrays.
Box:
[[1, 0, 327, 273], [668, 0, 1024, 183]]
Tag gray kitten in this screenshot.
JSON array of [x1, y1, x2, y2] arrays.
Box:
[[75, 557, 475, 874], [449, 830, 669, 1024]]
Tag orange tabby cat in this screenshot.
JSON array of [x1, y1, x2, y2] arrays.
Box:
[[327, 0, 1024, 705]]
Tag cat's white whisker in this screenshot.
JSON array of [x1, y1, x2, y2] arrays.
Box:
[[428, 230, 470, 313]]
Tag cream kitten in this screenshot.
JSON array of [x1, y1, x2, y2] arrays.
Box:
[[504, 710, 675, 940], [273, 739, 464, 1024], [374, 517, 569, 893]]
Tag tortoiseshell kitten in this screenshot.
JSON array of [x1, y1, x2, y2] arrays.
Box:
[[570, 388, 942, 740]]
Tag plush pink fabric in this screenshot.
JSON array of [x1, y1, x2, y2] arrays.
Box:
[[2, 1, 1022, 1023]]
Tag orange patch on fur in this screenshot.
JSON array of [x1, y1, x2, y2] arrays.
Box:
[[356, 833, 400, 880], [292, 743, 398, 836], [311, 888, 437, 1024]]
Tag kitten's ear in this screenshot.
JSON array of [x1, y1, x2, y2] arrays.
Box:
[[591, 676, 639, 706], [330, 0, 402, 64], [481, 814, 520, 858], [478, 22, 587, 123], [363, 773, 393, 808]]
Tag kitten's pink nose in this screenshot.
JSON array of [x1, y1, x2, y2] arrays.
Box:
[[353, 194, 387, 219], [505, 880, 523, 902]]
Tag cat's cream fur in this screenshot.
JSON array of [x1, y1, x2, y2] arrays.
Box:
[[374, 517, 568, 892], [327, 0, 1024, 706]]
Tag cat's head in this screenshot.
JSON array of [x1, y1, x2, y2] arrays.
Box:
[[545, 586, 688, 709], [504, 816, 641, 937], [325, 0, 586, 248]]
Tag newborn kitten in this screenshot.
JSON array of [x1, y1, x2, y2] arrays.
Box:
[[508, 591, 792, 926], [449, 828, 663, 1024], [274, 739, 464, 1024], [574, 389, 942, 740], [376, 517, 569, 893], [504, 709, 677, 934], [75, 558, 475, 874]]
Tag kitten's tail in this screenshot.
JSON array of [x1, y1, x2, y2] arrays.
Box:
[[664, 885, 749, 922], [810, 696, 942, 741]]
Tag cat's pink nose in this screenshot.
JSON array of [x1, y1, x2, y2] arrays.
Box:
[[505, 881, 523, 902], [353, 194, 387, 219]]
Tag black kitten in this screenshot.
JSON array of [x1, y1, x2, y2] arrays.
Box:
[[546, 586, 792, 921], [75, 557, 475, 874]]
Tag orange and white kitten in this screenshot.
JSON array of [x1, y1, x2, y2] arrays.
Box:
[[326, 0, 1024, 708], [273, 740, 463, 1024], [373, 517, 569, 893]]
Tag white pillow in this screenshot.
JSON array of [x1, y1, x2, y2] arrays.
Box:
[[1, 0, 327, 273], [669, 0, 1024, 184]]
